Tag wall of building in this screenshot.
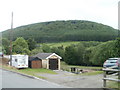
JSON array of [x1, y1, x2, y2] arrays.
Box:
[[42, 59, 47, 68]]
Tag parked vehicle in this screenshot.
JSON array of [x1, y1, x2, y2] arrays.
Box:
[[0, 52, 4, 57], [103, 58, 120, 69], [10, 54, 28, 68]]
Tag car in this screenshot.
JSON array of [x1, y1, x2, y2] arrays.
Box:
[[0, 52, 4, 57], [103, 58, 120, 69]]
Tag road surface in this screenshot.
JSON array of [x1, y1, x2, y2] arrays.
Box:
[[1, 69, 68, 88], [37, 70, 103, 88]]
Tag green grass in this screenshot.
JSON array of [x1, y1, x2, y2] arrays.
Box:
[[61, 61, 102, 71], [61, 61, 103, 75], [41, 41, 80, 48], [18, 68, 57, 74], [107, 81, 120, 90], [80, 71, 103, 75], [1, 65, 57, 79]]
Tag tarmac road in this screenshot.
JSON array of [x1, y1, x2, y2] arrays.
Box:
[[1, 69, 68, 88]]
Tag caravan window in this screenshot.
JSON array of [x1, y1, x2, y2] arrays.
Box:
[[15, 59, 17, 62]]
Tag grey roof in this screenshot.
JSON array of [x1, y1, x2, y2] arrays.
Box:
[[28, 56, 41, 61], [34, 53, 53, 59]]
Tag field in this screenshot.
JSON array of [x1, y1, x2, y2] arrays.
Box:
[[60, 61, 103, 75], [41, 41, 81, 48]]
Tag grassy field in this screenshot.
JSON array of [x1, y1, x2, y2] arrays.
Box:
[[60, 61, 103, 75], [41, 41, 81, 48], [61, 61, 102, 70]]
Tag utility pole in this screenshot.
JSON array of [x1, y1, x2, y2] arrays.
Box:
[[10, 12, 13, 66]]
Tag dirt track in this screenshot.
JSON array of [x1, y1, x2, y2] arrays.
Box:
[[36, 70, 103, 88]]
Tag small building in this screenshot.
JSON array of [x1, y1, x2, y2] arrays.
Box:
[[28, 57, 42, 68], [29, 53, 62, 70]]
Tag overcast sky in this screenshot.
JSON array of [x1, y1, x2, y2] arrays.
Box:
[[0, 0, 119, 32]]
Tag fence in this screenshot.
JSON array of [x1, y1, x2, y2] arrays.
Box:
[[103, 68, 120, 88]]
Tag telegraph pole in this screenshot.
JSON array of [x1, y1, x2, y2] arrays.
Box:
[[10, 12, 13, 66]]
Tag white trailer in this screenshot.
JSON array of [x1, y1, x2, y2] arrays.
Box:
[[11, 54, 28, 68]]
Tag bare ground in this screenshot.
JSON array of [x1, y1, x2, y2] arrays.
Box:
[[36, 70, 103, 88]]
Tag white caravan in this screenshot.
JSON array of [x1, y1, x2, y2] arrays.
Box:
[[11, 54, 28, 68]]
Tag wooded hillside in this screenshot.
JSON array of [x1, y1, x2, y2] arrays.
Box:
[[2, 20, 118, 42]]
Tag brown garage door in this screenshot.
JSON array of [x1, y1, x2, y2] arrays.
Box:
[[49, 59, 58, 70], [31, 60, 42, 68]]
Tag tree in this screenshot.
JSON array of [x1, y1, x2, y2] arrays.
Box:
[[76, 43, 85, 65], [22, 48, 30, 55], [115, 37, 120, 57], [27, 38, 37, 51], [42, 44, 51, 53], [90, 40, 117, 66], [64, 45, 77, 65], [2, 38, 10, 54], [51, 46, 65, 61], [13, 45, 23, 54], [13, 37, 28, 49], [13, 37, 29, 54]]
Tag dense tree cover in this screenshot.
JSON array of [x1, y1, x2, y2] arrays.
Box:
[[51, 46, 65, 61], [64, 44, 85, 65], [41, 40, 119, 66], [12, 37, 30, 54], [115, 37, 120, 57], [2, 38, 10, 54], [2, 20, 118, 43], [27, 38, 37, 51], [2, 37, 119, 66], [89, 40, 117, 66], [42, 44, 51, 53]]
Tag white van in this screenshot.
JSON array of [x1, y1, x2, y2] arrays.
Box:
[[11, 54, 28, 68]]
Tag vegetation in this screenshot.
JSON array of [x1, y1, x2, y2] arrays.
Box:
[[1, 61, 57, 79], [2, 37, 119, 67], [80, 71, 103, 76], [115, 37, 120, 57], [60, 61, 102, 71], [1, 20, 120, 67], [107, 81, 120, 89], [2, 38, 10, 54], [42, 39, 119, 66], [12, 37, 30, 54], [2, 20, 118, 43], [27, 38, 37, 51]]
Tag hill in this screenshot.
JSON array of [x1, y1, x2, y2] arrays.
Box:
[[2, 20, 118, 42]]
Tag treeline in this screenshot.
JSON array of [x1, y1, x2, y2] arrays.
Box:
[[41, 39, 120, 66], [2, 37, 120, 66], [2, 37, 36, 55], [2, 20, 118, 43]]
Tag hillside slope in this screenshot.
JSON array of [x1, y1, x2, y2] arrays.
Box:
[[2, 20, 118, 42]]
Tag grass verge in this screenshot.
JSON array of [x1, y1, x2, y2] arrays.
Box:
[[107, 81, 120, 90], [1, 64, 57, 79]]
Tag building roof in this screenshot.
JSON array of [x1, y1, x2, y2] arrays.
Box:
[[28, 56, 41, 61], [34, 53, 53, 59], [33, 53, 62, 60]]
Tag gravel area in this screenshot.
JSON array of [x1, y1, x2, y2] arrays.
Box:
[[36, 70, 103, 88]]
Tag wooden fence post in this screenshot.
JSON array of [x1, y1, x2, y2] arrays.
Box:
[[103, 70, 106, 87]]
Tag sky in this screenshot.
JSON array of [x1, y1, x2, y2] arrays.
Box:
[[0, 0, 119, 32]]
